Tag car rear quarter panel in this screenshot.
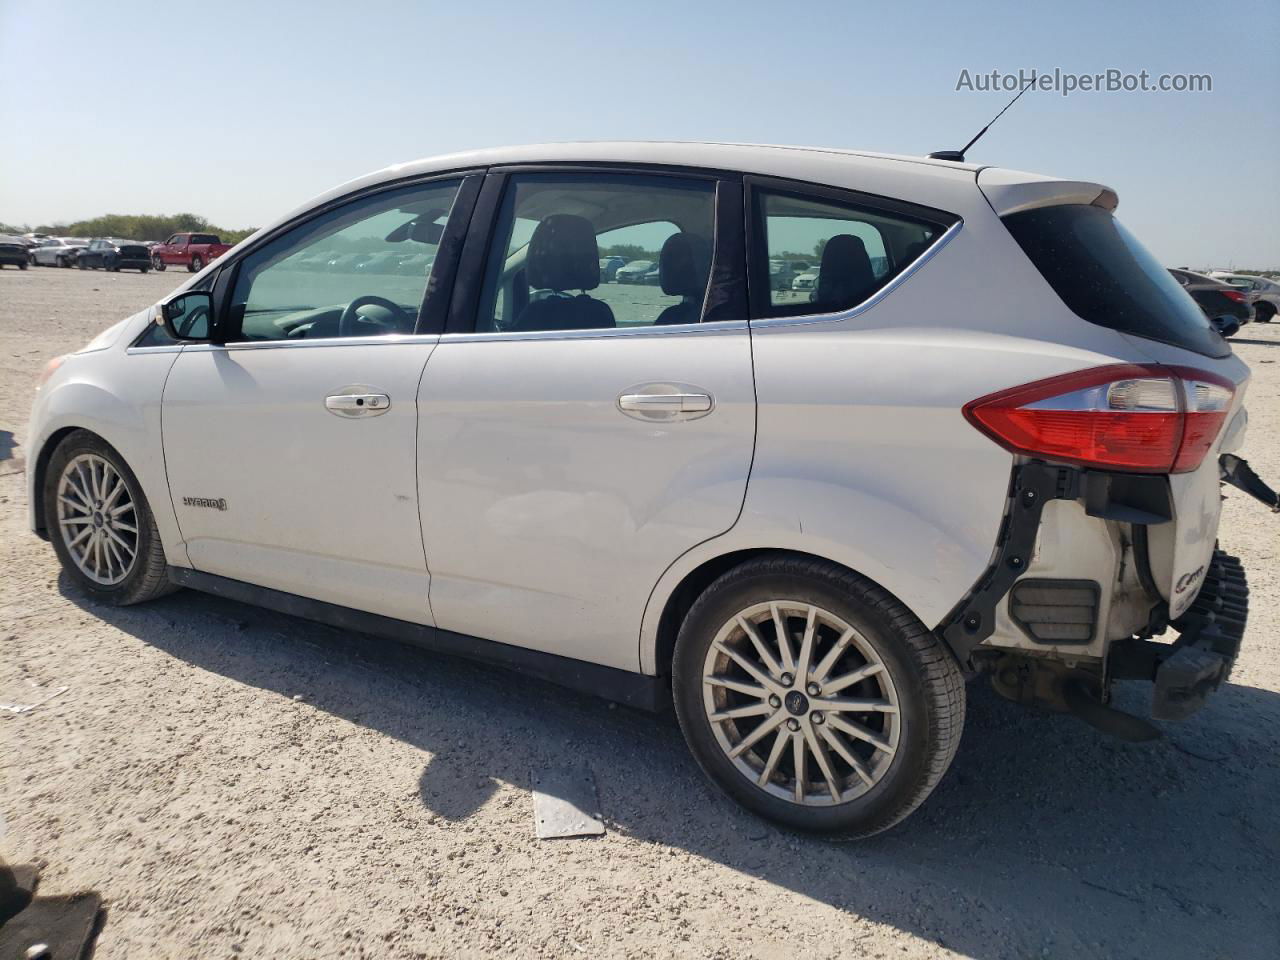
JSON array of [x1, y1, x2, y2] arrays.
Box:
[[640, 197, 1176, 673]]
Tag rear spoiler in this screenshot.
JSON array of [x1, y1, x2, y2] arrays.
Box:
[[977, 167, 1118, 216]]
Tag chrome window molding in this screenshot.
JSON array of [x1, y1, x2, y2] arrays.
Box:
[[750, 219, 963, 330], [438, 318, 748, 345], [176, 333, 443, 353]]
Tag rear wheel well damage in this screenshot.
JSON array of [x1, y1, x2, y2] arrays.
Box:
[[30, 426, 84, 539]]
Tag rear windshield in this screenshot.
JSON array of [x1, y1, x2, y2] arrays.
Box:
[[1002, 204, 1227, 358]]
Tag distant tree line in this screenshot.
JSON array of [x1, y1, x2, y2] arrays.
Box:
[[0, 213, 257, 245]]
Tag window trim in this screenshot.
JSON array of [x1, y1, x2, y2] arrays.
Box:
[[209, 168, 485, 344], [744, 174, 961, 325], [445, 164, 747, 338]]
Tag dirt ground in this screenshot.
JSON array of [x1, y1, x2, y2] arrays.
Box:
[[2, 265, 1278, 960]]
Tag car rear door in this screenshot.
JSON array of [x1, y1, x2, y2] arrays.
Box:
[[416, 168, 755, 671], [161, 174, 480, 623]]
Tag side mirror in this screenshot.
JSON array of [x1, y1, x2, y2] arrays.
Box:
[[159, 291, 215, 341]]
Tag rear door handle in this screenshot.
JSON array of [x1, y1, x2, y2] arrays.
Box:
[[617, 388, 714, 422], [325, 393, 391, 418]]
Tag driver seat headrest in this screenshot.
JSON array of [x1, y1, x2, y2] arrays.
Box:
[[526, 214, 600, 291]]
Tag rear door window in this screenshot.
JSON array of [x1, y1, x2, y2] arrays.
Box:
[[476, 173, 717, 333], [1002, 203, 1227, 358]]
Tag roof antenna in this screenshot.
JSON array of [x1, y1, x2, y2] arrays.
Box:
[[929, 79, 1034, 163]]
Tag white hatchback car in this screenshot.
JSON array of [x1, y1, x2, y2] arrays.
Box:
[[28, 143, 1274, 838]]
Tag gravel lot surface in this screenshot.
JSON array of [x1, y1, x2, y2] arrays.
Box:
[[2, 266, 1278, 960]]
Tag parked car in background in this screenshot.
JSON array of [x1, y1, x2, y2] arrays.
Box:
[[21, 233, 52, 248], [1208, 272, 1279, 322], [791, 265, 821, 291], [30, 237, 90, 268], [615, 259, 654, 283], [77, 238, 150, 272], [1169, 269, 1253, 336], [0, 235, 30, 268], [150, 233, 232, 273], [599, 255, 627, 281], [27, 142, 1269, 839]]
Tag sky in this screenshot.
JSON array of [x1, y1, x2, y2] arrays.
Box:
[[1, 0, 1277, 267]]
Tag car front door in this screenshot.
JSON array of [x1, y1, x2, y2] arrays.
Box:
[[417, 169, 755, 670], [161, 174, 478, 623]]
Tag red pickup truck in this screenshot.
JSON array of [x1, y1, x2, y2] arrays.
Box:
[[150, 233, 232, 273]]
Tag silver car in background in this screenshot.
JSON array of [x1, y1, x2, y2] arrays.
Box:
[[30, 237, 90, 268]]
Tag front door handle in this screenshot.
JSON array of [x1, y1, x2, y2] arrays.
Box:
[[325, 393, 391, 418], [617, 386, 714, 422]]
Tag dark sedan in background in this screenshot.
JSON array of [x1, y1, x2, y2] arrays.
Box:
[[77, 238, 151, 272], [1169, 268, 1253, 337], [0, 235, 30, 269]]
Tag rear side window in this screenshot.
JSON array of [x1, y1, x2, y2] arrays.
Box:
[[1002, 204, 1227, 358], [750, 185, 953, 319]]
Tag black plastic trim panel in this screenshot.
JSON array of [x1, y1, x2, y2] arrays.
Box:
[[166, 567, 667, 711], [940, 462, 1172, 664]]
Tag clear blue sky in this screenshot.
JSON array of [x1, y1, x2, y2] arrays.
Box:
[[1, 0, 1276, 267]]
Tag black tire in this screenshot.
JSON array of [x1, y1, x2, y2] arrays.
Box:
[[152, 256, 165, 272], [140, 266, 149, 274], [672, 555, 965, 839], [189, 255, 203, 273], [1256, 303, 1275, 323], [18, 260, 27, 270], [43, 430, 176, 606]]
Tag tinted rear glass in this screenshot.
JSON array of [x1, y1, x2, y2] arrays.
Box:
[[1003, 204, 1227, 358]]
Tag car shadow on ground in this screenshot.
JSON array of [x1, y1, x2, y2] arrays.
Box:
[[62, 579, 1279, 960]]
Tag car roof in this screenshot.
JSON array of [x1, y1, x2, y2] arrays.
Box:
[[232, 141, 1110, 257]]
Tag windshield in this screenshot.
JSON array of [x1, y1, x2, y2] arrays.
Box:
[[1002, 204, 1227, 358]]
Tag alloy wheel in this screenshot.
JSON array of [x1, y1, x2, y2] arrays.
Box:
[[56, 453, 139, 585], [701, 601, 901, 806]]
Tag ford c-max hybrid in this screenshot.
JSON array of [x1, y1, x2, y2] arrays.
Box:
[[28, 142, 1275, 837]]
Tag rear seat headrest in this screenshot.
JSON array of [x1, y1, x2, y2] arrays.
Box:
[[659, 232, 712, 299]]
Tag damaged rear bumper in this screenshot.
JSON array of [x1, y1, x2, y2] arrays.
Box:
[[1113, 549, 1248, 721]]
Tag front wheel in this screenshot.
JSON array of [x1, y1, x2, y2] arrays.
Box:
[[1257, 303, 1275, 323], [43, 431, 175, 606], [673, 556, 965, 839], [152, 256, 165, 271]]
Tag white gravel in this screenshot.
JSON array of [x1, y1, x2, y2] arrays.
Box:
[[2, 266, 1278, 960]]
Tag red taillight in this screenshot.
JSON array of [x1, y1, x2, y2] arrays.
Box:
[[964, 364, 1234, 474], [1220, 289, 1247, 303]]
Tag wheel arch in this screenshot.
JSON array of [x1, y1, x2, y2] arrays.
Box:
[[642, 545, 965, 681], [30, 425, 82, 539]]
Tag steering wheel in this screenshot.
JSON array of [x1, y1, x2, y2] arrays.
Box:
[[338, 295, 411, 337]]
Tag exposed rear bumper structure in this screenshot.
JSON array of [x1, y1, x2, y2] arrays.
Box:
[[1151, 550, 1248, 720]]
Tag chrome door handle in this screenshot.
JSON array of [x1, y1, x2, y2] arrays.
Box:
[[617, 388, 714, 422], [325, 393, 391, 418]]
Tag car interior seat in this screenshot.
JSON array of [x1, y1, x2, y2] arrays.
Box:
[[512, 214, 616, 332], [655, 232, 712, 326]]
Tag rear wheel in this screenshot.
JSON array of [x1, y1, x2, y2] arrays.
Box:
[[189, 254, 203, 273], [43, 431, 174, 606], [1257, 302, 1275, 323], [673, 556, 965, 839]]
